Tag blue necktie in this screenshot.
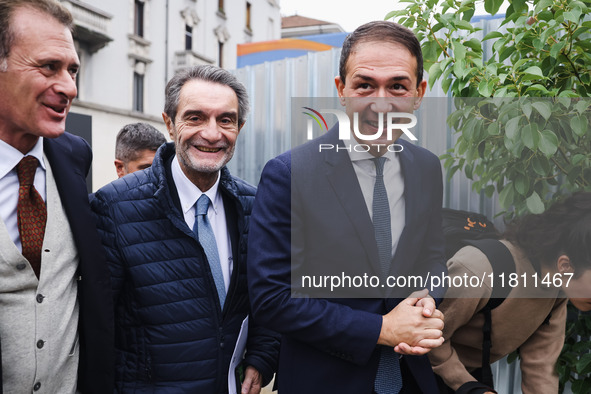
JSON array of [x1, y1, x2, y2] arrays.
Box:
[[372, 157, 402, 394], [194, 194, 226, 307]]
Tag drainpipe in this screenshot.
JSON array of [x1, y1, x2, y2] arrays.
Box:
[[164, 0, 169, 86]]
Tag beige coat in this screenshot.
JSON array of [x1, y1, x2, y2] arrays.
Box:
[[429, 241, 567, 393]]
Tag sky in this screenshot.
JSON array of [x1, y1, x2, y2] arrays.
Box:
[[279, 0, 405, 32]]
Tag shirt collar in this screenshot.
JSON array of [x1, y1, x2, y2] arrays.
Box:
[[344, 138, 395, 163], [171, 154, 221, 216], [0, 137, 46, 180]]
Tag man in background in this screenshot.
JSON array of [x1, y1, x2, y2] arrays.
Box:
[[114, 122, 166, 178], [0, 0, 113, 392]]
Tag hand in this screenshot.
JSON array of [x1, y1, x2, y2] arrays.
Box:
[[415, 292, 437, 318], [241, 366, 262, 394], [377, 289, 444, 351]]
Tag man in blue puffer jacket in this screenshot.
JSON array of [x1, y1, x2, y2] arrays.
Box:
[[91, 65, 279, 393]]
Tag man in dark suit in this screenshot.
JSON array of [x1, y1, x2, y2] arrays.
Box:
[[248, 21, 446, 393], [0, 1, 113, 392]]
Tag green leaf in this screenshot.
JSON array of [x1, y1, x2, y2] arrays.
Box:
[[526, 192, 545, 214], [455, 19, 475, 31], [532, 155, 551, 176], [465, 38, 482, 53], [428, 62, 443, 89], [494, 86, 508, 97], [575, 100, 590, 115], [563, 8, 582, 23], [534, 0, 553, 14], [488, 122, 500, 135], [484, 0, 504, 15], [515, 174, 530, 196], [572, 380, 591, 394], [533, 38, 544, 51], [570, 115, 588, 137], [522, 123, 540, 149], [539, 130, 559, 156], [498, 183, 515, 209], [499, 46, 516, 63], [521, 101, 532, 119], [531, 101, 552, 121], [452, 40, 467, 60], [576, 353, 591, 375], [522, 66, 545, 80], [572, 154, 586, 166], [384, 10, 405, 20], [550, 41, 566, 58], [525, 84, 550, 95], [454, 58, 467, 79], [482, 31, 504, 41], [478, 79, 493, 96], [505, 116, 521, 139]]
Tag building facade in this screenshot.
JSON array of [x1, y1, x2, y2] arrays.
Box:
[[60, 0, 281, 190]]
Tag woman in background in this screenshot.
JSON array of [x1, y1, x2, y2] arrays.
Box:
[[430, 192, 591, 394]]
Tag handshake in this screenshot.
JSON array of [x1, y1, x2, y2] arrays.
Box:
[[377, 289, 445, 355]]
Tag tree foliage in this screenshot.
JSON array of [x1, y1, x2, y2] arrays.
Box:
[[387, 0, 591, 217], [387, 1, 591, 392]]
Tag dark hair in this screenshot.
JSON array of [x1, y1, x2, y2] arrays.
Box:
[[164, 65, 250, 126], [339, 21, 424, 87], [0, 0, 74, 71], [115, 123, 167, 162], [504, 192, 591, 276]]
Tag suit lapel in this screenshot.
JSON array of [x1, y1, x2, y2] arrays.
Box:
[[43, 137, 88, 237], [390, 139, 417, 273], [322, 128, 381, 273]]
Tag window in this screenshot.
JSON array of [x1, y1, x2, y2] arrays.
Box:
[[218, 40, 224, 67], [246, 2, 251, 30], [133, 71, 144, 112], [134, 0, 144, 37], [185, 24, 193, 50]]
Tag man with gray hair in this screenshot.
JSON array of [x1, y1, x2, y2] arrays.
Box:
[[114, 122, 166, 178], [0, 0, 113, 392], [91, 65, 279, 393]]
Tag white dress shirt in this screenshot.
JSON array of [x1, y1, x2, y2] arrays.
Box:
[[171, 155, 232, 292], [0, 137, 46, 252], [346, 143, 406, 258]]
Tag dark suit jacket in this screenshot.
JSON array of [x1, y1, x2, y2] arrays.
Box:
[[0, 132, 114, 393], [247, 127, 446, 393]]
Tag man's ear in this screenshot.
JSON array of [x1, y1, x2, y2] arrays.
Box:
[[162, 112, 175, 139], [557, 255, 574, 274], [335, 76, 346, 106], [114, 159, 126, 179], [413, 80, 428, 110]]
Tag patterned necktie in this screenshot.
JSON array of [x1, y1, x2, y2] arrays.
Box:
[[372, 157, 392, 276], [194, 194, 226, 307], [372, 157, 402, 394], [16, 156, 47, 279]]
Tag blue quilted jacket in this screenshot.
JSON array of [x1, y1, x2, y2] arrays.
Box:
[[91, 143, 279, 393]]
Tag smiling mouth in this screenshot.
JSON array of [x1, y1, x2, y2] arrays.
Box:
[[196, 146, 222, 153], [45, 104, 67, 115], [366, 120, 386, 129]]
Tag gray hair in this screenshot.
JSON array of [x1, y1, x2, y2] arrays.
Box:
[[164, 65, 250, 126], [0, 0, 74, 71], [115, 122, 167, 162]]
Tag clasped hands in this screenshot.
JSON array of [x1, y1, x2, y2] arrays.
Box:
[[377, 289, 445, 355]]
